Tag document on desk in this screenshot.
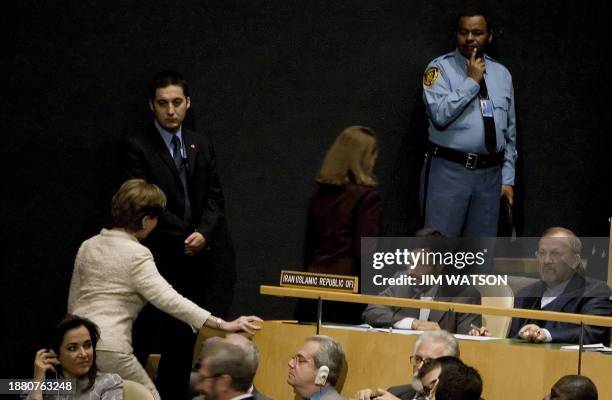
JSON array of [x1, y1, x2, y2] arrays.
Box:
[[453, 333, 501, 341], [322, 324, 424, 334], [560, 343, 612, 353], [322, 325, 504, 339], [321, 324, 373, 332]]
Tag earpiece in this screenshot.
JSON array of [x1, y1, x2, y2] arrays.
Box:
[[314, 365, 329, 386]]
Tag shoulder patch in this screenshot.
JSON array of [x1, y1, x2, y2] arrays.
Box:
[[423, 67, 440, 88]]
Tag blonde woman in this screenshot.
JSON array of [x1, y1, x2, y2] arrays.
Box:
[[68, 179, 261, 400], [296, 126, 383, 324]]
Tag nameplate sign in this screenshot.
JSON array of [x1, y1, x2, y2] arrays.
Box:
[[280, 270, 358, 293]]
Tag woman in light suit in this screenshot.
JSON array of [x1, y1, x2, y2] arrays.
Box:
[[68, 179, 261, 400]]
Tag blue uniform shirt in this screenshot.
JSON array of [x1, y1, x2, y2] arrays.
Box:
[[423, 49, 517, 185]]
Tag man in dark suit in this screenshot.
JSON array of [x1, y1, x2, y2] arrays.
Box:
[[471, 227, 612, 344], [123, 70, 235, 399], [507, 227, 611, 344], [362, 231, 481, 334], [195, 340, 257, 400], [362, 274, 481, 334], [356, 331, 460, 400]]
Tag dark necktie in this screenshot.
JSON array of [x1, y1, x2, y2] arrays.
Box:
[[171, 135, 192, 222], [479, 78, 497, 154]]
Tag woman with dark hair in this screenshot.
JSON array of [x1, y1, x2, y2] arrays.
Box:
[[295, 126, 383, 324], [68, 179, 261, 400], [29, 314, 123, 399]]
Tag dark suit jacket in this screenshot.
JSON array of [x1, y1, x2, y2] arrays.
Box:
[[123, 124, 235, 312], [388, 384, 417, 400], [296, 183, 382, 324], [362, 272, 482, 334], [124, 124, 225, 241], [304, 182, 382, 277], [508, 273, 612, 344]]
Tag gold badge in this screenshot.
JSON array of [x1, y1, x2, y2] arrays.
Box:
[[423, 67, 440, 88]]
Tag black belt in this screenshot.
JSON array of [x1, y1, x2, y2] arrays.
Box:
[[428, 142, 503, 170]]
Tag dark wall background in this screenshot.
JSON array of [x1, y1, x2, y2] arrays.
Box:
[[3, 0, 611, 377]]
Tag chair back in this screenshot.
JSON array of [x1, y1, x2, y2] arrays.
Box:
[[123, 379, 154, 400], [477, 282, 514, 337]]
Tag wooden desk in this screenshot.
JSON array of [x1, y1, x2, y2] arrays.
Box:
[[252, 321, 612, 400]]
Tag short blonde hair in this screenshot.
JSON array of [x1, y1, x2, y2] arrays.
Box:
[[317, 126, 378, 186], [111, 179, 166, 231]]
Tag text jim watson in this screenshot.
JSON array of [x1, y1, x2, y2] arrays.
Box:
[[373, 274, 508, 286]]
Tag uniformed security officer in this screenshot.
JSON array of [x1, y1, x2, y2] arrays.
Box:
[[421, 8, 517, 237]]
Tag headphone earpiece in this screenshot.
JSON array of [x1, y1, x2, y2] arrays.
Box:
[[314, 365, 329, 386]]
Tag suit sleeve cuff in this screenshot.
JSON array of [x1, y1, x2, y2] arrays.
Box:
[[542, 328, 552, 343], [394, 318, 415, 330]]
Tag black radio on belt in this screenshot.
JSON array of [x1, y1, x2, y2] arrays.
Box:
[[428, 142, 504, 170]]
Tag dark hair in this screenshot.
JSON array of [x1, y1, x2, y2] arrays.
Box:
[[551, 375, 598, 400], [456, 6, 493, 32], [148, 70, 190, 100], [111, 179, 166, 232], [435, 358, 483, 400], [53, 314, 100, 392]]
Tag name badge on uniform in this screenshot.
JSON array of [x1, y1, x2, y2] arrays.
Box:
[[480, 99, 494, 117]]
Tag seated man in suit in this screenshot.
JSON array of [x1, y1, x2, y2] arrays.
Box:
[[356, 330, 460, 400], [362, 230, 481, 334], [195, 340, 258, 400], [471, 227, 612, 344], [191, 334, 270, 400], [287, 335, 346, 400]]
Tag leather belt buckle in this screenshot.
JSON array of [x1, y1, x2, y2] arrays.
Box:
[[465, 153, 478, 169]]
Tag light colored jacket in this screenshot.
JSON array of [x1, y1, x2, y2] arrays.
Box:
[[68, 229, 210, 353]]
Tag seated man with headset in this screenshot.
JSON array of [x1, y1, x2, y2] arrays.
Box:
[[287, 335, 346, 400]]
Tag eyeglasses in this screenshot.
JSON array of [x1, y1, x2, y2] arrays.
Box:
[[410, 355, 429, 365], [290, 354, 312, 365]]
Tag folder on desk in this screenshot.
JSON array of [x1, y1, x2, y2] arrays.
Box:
[[560, 343, 612, 353]]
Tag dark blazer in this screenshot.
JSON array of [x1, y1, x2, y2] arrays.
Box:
[[508, 273, 612, 344], [388, 384, 417, 400], [304, 182, 382, 276], [122, 124, 235, 314], [123, 124, 225, 242], [295, 182, 382, 324], [362, 271, 482, 334]]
